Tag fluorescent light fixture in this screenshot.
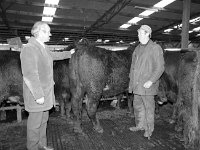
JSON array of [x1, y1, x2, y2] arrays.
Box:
[[42, 16, 53, 22], [119, 0, 176, 30], [154, 0, 176, 8], [189, 30, 193, 33], [196, 33, 200, 37], [130, 41, 136, 44], [43, 7, 56, 16], [63, 37, 69, 41], [190, 16, 200, 24], [164, 28, 173, 32], [104, 40, 110, 43], [45, 0, 60, 5], [173, 24, 182, 29], [164, 48, 181, 51], [193, 26, 200, 32], [128, 17, 143, 24], [139, 10, 157, 16], [96, 39, 102, 42], [119, 24, 131, 29]]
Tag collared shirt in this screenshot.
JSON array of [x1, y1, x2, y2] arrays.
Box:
[[36, 38, 45, 48]]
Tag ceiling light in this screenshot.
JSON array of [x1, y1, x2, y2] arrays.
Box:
[[45, 0, 60, 5], [42, 16, 53, 22], [104, 40, 110, 43], [130, 41, 136, 45], [139, 10, 156, 16], [154, 0, 176, 8], [63, 37, 69, 41], [173, 24, 181, 29], [164, 28, 173, 32], [43, 7, 56, 16], [190, 16, 200, 24], [119, 0, 176, 30], [193, 26, 200, 32], [164, 48, 181, 51], [96, 39, 102, 42], [128, 17, 143, 24], [189, 30, 193, 33], [119, 24, 131, 29], [196, 33, 200, 37]]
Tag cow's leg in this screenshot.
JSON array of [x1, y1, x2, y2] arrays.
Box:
[[71, 87, 84, 133], [59, 98, 65, 117], [63, 93, 72, 119], [86, 94, 103, 133], [127, 94, 134, 117]]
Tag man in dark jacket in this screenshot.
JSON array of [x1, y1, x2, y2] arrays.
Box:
[[128, 25, 164, 139], [20, 21, 71, 150]]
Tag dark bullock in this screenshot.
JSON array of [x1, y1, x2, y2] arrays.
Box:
[[0, 50, 23, 104], [175, 50, 200, 149], [69, 41, 134, 133], [157, 51, 181, 104], [53, 59, 71, 117], [156, 49, 200, 149]]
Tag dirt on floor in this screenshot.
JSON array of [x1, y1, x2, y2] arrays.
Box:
[[0, 101, 189, 150]]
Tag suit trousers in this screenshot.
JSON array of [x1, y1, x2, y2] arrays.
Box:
[[27, 111, 49, 150], [133, 94, 155, 134]]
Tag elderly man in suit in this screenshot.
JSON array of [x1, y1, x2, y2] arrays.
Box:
[[20, 21, 71, 150]]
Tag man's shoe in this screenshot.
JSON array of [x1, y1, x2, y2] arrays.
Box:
[[129, 126, 144, 132], [38, 145, 54, 150], [144, 130, 152, 138]]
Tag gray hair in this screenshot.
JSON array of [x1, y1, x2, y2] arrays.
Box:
[[31, 21, 48, 37]]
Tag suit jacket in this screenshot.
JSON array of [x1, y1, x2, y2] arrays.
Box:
[[20, 37, 71, 112], [129, 40, 164, 95]]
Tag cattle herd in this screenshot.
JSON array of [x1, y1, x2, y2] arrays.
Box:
[[0, 39, 200, 149]]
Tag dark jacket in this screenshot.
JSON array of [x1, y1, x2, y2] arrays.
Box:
[[129, 40, 164, 95], [20, 37, 71, 112]]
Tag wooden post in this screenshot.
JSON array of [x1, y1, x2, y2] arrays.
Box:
[[16, 104, 22, 123], [181, 0, 191, 49]]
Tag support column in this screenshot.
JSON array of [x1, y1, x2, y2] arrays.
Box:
[[181, 0, 191, 49]]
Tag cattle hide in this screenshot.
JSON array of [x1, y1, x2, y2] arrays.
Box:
[[176, 50, 200, 149], [157, 51, 181, 105], [0, 51, 23, 104], [53, 59, 71, 117]]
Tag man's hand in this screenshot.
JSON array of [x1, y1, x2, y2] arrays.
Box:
[[143, 81, 153, 88], [36, 97, 44, 105]]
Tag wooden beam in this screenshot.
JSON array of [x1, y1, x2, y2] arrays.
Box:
[[181, 0, 191, 49]]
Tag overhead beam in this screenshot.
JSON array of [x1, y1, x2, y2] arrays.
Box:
[[90, 0, 183, 14], [5, 0, 184, 16], [5, 9, 180, 25], [83, 0, 132, 35]]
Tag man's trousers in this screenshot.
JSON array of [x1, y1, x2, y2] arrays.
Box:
[[27, 111, 49, 150], [133, 94, 155, 134]]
